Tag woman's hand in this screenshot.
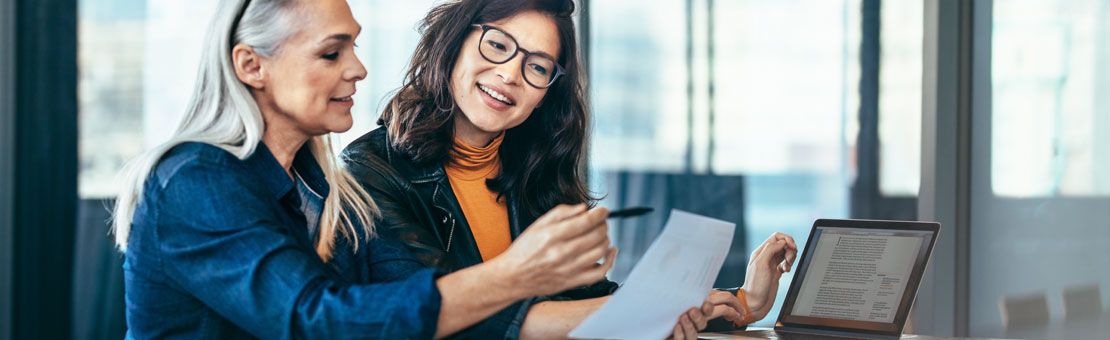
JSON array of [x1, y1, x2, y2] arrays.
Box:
[[489, 204, 617, 298], [705, 289, 745, 324], [665, 290, 746, 340], [741, 232, 798, 321]]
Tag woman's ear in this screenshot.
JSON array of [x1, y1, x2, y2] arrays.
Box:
[[232, 43, 265, 89]]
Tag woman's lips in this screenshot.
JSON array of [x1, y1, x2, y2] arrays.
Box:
[[330, 96, 354, 107], [478, 84, 513, 111]]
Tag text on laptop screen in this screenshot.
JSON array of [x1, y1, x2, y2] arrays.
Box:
[[789, 227, 933, 323]]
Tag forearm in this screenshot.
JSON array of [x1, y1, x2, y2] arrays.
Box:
[[434, 260, 530, 339], [519, 296, 609, 340]]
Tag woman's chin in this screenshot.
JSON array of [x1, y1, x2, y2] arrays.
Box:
[[470, 115, 526, 134], [324, 115, 355, 134], [329, 123, 354, 134]]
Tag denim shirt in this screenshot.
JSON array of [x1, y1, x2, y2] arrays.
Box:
[[123, 142, 442, 339]]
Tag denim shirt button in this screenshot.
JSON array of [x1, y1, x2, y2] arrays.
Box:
[[442, 216, 448, 224]]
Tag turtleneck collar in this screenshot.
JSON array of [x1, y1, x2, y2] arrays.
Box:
[[446, 132, 504, 180]]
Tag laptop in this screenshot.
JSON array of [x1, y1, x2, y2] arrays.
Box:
[[713, 219, 940, 340]]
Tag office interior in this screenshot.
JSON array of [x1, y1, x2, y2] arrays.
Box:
[[1, 0, 1108, 339]]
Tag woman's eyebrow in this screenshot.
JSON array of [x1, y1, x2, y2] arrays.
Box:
[[317, 24, 361, 46], [318, 33, 353, 45], [527, 49, 558, 61], [485, 24, 555, 57]]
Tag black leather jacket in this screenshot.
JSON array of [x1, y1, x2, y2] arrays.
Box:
[[340, 127, 619, 338]]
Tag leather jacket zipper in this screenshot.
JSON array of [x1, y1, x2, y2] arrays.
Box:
[[445, 216, 455, 253], [433, 184, 455, 253]]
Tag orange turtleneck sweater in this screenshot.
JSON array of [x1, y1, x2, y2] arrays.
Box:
[[445, 133, 511, 261]]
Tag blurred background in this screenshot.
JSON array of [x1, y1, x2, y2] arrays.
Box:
[[2, 0, 1109, 339]]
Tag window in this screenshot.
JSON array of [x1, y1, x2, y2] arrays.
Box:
[[991, 0, 1110, 197], [878, 0, 923, 196], [711, 0, 859, 177], [588, 0, 688, 172], [78, 0, 147, 198]]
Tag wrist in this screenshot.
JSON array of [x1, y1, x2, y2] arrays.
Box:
[[739, 286, 765, 320], [481, 256, 532, 300]]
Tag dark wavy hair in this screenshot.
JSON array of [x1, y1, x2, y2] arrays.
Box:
[[378, 0, 594, 219]]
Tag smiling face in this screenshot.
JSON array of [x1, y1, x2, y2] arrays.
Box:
[[449, 10, 561, 146], [249, 0, 366, 136]]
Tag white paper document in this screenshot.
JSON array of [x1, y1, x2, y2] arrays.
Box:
[[568, 210, 735, 340]]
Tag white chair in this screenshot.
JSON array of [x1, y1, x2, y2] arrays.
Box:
[[999, 293, 1050, 329], [1062, 284, 1102, 320]]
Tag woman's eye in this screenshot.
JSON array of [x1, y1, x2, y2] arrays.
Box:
[[322, 52, 339, 61], [489, 41, 507, 51], [529, 64, 549, 76]]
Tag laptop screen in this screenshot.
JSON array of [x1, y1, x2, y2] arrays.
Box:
[[777, 220, 939, 336]]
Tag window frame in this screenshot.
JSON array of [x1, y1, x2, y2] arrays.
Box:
[[851, 0, 919, 222], [0, 0, 15, 337], [915, 0, 976, 336]]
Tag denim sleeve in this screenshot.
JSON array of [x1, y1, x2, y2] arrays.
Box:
[[153, 158, 441, 340], [360, 221, 434, 282], [359, 214, 539, 340]]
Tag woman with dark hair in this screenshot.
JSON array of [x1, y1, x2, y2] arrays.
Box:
[[342, 0, 798, 338]]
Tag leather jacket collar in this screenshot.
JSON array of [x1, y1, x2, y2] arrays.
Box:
[[341, 127, 534, 271]]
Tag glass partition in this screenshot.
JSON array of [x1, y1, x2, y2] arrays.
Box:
[[969, 0, 1110, 337]]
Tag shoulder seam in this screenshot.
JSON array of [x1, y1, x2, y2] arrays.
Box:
[[154, 143, 241, 189]]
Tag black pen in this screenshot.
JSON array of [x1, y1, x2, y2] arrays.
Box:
[[607, 206, 653, 219]]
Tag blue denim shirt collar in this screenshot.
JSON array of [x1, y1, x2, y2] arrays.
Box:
[[292, 144, 331, 198], [244, 142, 330, 201]]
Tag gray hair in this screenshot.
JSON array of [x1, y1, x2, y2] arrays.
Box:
[[113, 0, 378, 261]]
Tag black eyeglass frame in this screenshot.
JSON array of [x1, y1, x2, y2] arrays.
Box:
[[472, 24, 566, 89]]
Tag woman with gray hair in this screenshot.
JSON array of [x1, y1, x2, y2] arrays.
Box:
[[114, 0, 614, 338]]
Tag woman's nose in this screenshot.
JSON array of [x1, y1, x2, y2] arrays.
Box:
[[347, 54, 367, 82], [494, 54, 523, 85]]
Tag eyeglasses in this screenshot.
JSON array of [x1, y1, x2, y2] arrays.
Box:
[[473, 24, 566, 89]]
